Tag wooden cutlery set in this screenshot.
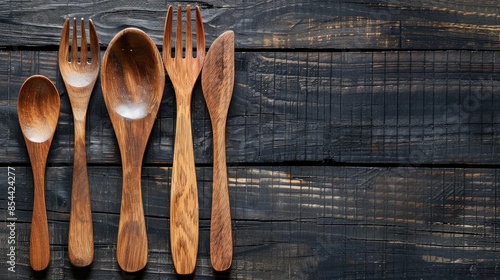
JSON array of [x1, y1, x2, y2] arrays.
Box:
[[17, 5, 234, 274]]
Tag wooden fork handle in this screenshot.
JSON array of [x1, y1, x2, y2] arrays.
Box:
[[30, 155, 50, 271], [171, 101, 199, 275], [117, 155, 148, 272], [68, 119, 94, 267], [210, 126, 233, 271]]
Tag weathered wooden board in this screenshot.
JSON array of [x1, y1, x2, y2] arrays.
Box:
[[0, 0, 499, 50], [0, 165, 498, 278], [1, 2, 498, 278], [1, 50, 500, 165]]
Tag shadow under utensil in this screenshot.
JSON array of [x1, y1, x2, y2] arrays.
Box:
[[214, 268, 232, 279], [120, 267, 147, 280], [70, 263, 93, 279], [31, 268, 48, 279], [177, 274, 195, 280]]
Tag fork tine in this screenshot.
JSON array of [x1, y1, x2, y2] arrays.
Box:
[[185, 5, 192, 57], [71, 18, 78, 62], [163, 5, 173, 60], [176, 5, 182, 58], [89, 19, 99, 64], [59, 18, 70, 63], [195, 6, 205, 59], [80, 19, 88, 64]]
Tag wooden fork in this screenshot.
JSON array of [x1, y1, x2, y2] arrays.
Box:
[[58, 18, 99, 267], [163, 5, 205, 275]]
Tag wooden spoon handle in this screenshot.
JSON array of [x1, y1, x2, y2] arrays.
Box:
[[171, 102, 198, 275], [116, 158, 148, 272], [210, 127, 233, 271], [30, 158, 50, 271], [68, 119, 93, 267]]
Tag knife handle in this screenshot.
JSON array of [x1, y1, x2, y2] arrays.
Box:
[[210, 126, 233, 271]]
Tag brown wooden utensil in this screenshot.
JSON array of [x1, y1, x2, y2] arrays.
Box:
[[163, 5, 205, 275], [201, 31, 235, 271], [18, 75, 60, 271], [101, 28, 165, 272], [58, 18, 99, 267]]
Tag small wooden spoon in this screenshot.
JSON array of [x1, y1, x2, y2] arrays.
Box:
[[18, 75, 60, 271], [201, 31, 235, 271], [101, 28, 165, 272]]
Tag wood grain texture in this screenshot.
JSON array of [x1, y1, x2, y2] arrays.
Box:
[[2, 50, 500, 165], [202, 30, 235, 271], [101, 28, 165, 272], [1, 165, 500, 278], [59, 18, 100, 268], [17, 75, 60, 271], [163, 5, 206, 274], [2, 2, 500, 278], [0, 0, 499, 50]]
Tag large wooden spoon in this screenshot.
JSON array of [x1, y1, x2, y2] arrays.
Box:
[[101, 28, 165, 272], [18, 75, 60, 271], [201, 31, 235, 271]]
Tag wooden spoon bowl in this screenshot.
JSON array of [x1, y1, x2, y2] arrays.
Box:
[[103, 29, 164, 120], [18, 76, 60, 143], [101, 28, 165, 273], [18, 75, 60, 271]]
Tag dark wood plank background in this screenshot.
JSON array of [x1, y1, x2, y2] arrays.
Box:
[[1, 0, 499, 279]]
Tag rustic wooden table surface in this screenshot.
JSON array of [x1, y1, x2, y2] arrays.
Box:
[[1, 0, 500, 279]]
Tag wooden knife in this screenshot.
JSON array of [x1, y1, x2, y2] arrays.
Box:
[[201, 30, 235, 271]]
